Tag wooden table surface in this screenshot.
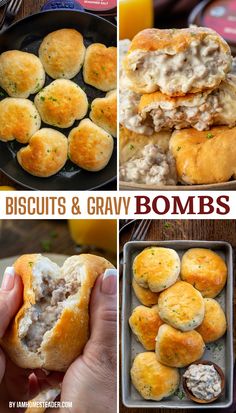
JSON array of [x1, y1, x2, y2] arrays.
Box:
[[120, 219, 236, 413], [0, 0, 116, 190]]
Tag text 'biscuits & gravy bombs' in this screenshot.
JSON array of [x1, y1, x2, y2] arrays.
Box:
[[123, 27, 232, 96], [1, 254, 114, 371]]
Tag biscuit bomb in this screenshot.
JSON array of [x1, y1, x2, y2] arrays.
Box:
[[123, 27, 232, 95], [1, 254, 114, 372]]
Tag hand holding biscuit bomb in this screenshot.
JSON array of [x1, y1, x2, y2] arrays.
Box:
[[0, 257, 117, 413]]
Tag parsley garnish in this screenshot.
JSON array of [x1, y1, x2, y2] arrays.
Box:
[[40, 239, 52, 252], [164, 222, 171, 229]]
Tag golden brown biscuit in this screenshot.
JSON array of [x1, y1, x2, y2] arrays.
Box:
[[133, 247, 180, 292], [158, 281, 205, 331], [132, 278, 159, 307], [170, 126, 236, 185], [83, 43, 117, 91], [124, 27, 231, 95], [17, 128, 68, 177], [39, 29, 85, 79], [90, 90, 117, 136], [196, 298, 227, 343], [155, 324, 205, 368], [181, 248, 227, 298], [129, 305, 163, 350], [34, 79, 88, 128], [68, 119, 114, 172], [0, 50, 45, 98], [1, 254, 114, 371], [131, 352, 179, 401], [0, 98, 41, 143]]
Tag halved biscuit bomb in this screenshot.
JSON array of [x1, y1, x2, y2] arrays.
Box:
[[1, 254, 114, 372], [123, 27, 232, 95], [120, 74, 236, 135]]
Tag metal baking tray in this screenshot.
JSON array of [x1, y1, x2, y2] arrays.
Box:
[[122, 240, 234, 409]]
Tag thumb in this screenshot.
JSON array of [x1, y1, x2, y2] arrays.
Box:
[[89, 269, 117, 352], [0, 267, 23, 338]]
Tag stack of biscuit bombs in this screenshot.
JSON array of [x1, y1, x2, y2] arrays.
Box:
[[129, 247, 227, 401], [120, 27, 236, 185]]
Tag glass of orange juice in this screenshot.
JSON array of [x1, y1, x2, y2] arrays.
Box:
[[119, 0, 154, 40], [68, 219, 117, 254]]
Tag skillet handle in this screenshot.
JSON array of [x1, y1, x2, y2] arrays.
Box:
[[41, 0, 84, 11]]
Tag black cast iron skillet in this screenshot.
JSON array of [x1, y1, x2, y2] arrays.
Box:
[[0, 10, 117, 190]]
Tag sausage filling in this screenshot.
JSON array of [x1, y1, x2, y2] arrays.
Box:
[[120, 143, 177, 185], [121, 75, 236, 134], [120, 89, 153, 135], [19, 261, 80, 353], [127, 38, 231, 94]]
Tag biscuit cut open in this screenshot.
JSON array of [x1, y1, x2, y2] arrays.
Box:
[[124, 27, 232, 95], [1, 254, 114, 371]]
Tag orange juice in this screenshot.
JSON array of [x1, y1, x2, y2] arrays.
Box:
[[119, 0, 154, 40], [68, 220, 117, 253]]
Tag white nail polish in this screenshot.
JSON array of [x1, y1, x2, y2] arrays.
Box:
[[103, 269, 117, 278], [4, 267, 15, 277]]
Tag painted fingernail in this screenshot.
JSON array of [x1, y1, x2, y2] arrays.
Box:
[[1, 267, 15, 291], [101, 269, 117, 295]]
